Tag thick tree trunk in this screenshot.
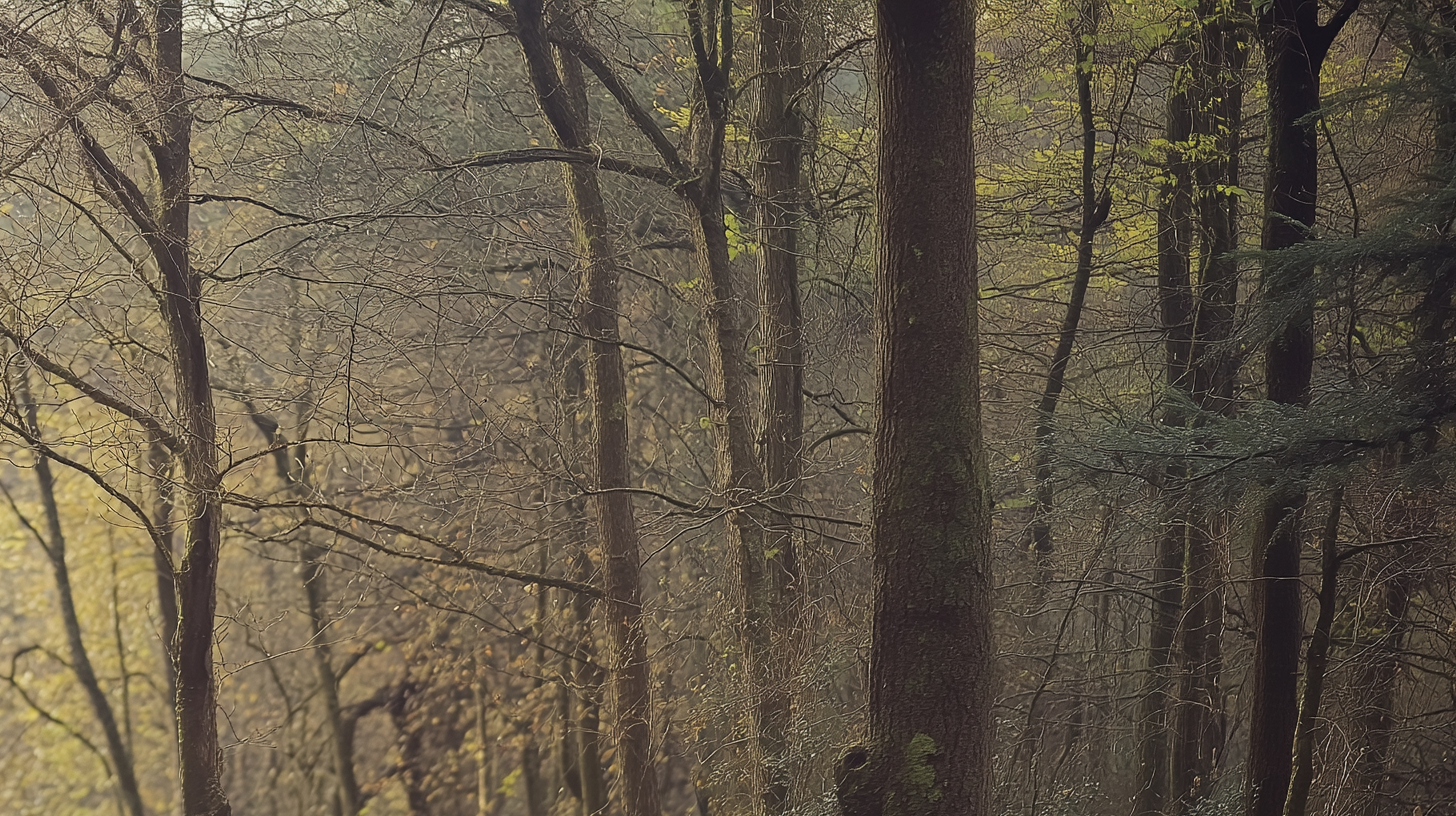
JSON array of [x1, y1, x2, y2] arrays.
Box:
[[506, 5, 662, 816], [835, 3, 991, 816], [1245, 5, 1358, 816], [750, 0, 807, 811]]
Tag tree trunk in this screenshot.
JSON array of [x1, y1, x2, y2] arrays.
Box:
[[1245, 5, 1358, 816], [1, 5, 231, 810], [679, 7, 784, 809], [147, 440, 180, 713], [1171, 3, 1247, 807], [750, 0, 807, 810], [835, 3, 991, 815], [152, 3, 232, 811], [246, 412, 364, 816], [1282, 490, 1343, 816], [1135, 42, 1195, 816], [506, 5, 662, 816], [11, 364, 148, 816], [1350, 565, 1415, 816], [1028, 0, 1111, 580]]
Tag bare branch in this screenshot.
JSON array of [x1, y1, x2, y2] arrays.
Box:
[[0, 326, 179, 450], [427, 146, 682, 189]]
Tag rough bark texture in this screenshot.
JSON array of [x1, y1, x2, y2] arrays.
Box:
[[751, 0, 807, 811], [836, 3, 991, 816], [507, 5, 662, 816], [1245, 4, 1358, 816]]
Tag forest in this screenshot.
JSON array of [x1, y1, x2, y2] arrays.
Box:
[[0, 0, 1452, 815]]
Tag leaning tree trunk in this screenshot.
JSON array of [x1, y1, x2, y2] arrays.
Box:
[[1244, 3, 1359, 816], [10, 365, 148, 816], [1028, 0, 1111, 581], [834, 3, 992, 816], [506, 4, 663, 816]]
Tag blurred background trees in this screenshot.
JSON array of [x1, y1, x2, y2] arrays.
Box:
[[0, 1, 1453, 816]]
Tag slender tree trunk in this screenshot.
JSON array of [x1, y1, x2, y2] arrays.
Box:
[[679, 7, 785, 808], [1169, 5, 1248, 807], [387, 681, 431, 816], [1282, 490, 1343, 816], [570, 583, 609, 816], [751, 0, 807, 811], [246, 413, 363, 816], [1135, 43, 1195, 816], [11, 365, 148, 816], [147, 440, 180, 712], [506, 5, 662, 815], [1350, 565, 1415, 816], [4, 5, 230, 809], [1245, 5, 1358, 816], [1028, 0, 1112, 579], [835, 3, 991, 816], [150, 4, 232, 811]]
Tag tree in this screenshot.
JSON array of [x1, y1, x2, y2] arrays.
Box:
[[0, 5, 233, 813], [750, 0, 810, 810], [505, 2, 663, 815], [835, 2, 992, 815], [1244, 2, 1361, 816]]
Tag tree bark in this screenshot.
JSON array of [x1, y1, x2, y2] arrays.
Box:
[[1170, 3, 1247, 807], [150, 3, 232, 812], [751, 0, 807, 811], [1282, 490, 1343, 816], [679, 6, 784, 808], [1135, 41, 1194, 816], [146, 440, 180, 714], [0, 6, 231, 810], [836, 3, 991, 816], [1350, 564, 1415, 816], [1245, 4, 1359, 816], [506, 5, 662, 816]]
